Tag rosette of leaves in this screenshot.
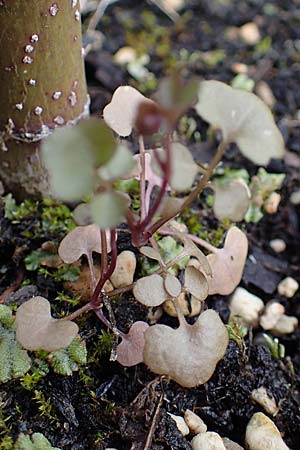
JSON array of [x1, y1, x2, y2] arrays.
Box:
[[0, 305, 31, 383], [42, 118, 134, 229], [14, 433, 60, 450]]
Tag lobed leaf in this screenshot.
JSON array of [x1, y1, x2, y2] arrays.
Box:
[[195, 80, 285, 165], [117, 321, 149, 367], [98, 144, 134, 181], [143, 309, 228, 388], [16, 297, 78, 352]]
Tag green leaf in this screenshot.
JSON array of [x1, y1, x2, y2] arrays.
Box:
[[48, 337, 87, 376], [14, 433, 60, 450], [91, 191, 128, 229], [195, 80, 285, 165], [98, 144, 134, 181], [0, 306, 31, 383], [42, 118, 116, 202]]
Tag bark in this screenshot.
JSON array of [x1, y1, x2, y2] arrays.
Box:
[[0, 0, 89, 198]]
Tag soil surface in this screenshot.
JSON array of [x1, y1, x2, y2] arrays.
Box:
[[1, 1, 300, 449]]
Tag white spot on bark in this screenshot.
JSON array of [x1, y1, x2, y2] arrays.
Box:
[[30, 34, 39, 43], [71, 0, 77, 7], [28, 79, 37, 86], [54, 116, 65, 125], [52, 91, 62, 100], [22, 56, 33, 64], [81, 47, 85, 57], [49, 3, 59, 16], [16, 103, 23, 111], [25, 44, 34, 53], [34, 106, 43, 116], [68, 91, 77, 107], [74, 10, 80, 20]]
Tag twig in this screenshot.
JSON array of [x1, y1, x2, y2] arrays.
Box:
[[139, 135, 147, 221], [87, 0, 119, 31], [143, 392, 163, 450]]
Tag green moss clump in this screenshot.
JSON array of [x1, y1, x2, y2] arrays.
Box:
[[14, 433, 60, 450]]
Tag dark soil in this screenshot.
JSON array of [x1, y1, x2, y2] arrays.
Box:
[[1, 1, 300, 449]]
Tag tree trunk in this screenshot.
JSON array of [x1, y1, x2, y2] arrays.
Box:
[[0, 0, 89, 198]]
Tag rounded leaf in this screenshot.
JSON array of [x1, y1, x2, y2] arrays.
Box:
[[184, 266, 209, 301], [195, 80, 285, 165], [164, 273, 182, 298], [133, 274, 169, 307], [117, 321, 149, 367], [91, 191, 128, 229], [103, 85, 154, 137], [212, 179, 251, 222]]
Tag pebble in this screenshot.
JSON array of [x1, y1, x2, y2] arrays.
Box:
[[250, 387, 279, 416], [191, 432, 226, 450], [239, 22, 261, 45], [245, 412, 289, 450], [147, 306, 163, 324], [163, 293, 201, 318], [167, 413, 190, 436], [110, 251, 136, 288], [255, 81, 276, 108], [259, 301, 285, 330], [114, 46, 136, 65], [269, 239, 286, 253], [222, 437, 244, 450], [271, 314, 298, 336], [264, 192, 281, 214], [230, 288, 264, 327], [277, 277, 299, 298], [290, 190, 300, 205], [184, 409, 207, 434]]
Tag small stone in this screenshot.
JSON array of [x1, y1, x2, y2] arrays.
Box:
[[222, 438, 244, 450], [110, 251, 136, 288], [271, 314, 298, 336], [230, 288, 264, 327], [269, 239, 286, 253], [163, 293, 201, 318], [250, 387, 279, 416], [245, 412, 289, 450], [290, 190, 300, 205], [191, 432, 226, 450], [167, 413, 189, 436], [184, 409, 207, 434], [277, 277, 299, 298], [255, 81, 276, 108], [114, 46, 137, 65], [260, 301, 285, 330], [230, 63, 249, 74], [264, 192, 281, 214], [239, 22, 261, 45]]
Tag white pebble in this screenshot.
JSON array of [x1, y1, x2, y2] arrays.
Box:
[[110, 251, 136, 288], [290, 190, 300, 205], [245, 412, 289, 450], [271, 314, 298, 336], [192, 432, 226, 450], [184, 409, 207, 434], [239, 22, 261, 45], [230, 288, 264, 327], [269, 239, 286, 253], [260, 302, 285, 330], [264, 192, 281, 214], [167, 413, 190, 436], [277, 277, 299, 298], [222, 437, 244, 450], [250, 387, 279, 416]]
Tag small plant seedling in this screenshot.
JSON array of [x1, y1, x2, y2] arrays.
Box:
[[12, 76, 284, 388]]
